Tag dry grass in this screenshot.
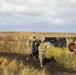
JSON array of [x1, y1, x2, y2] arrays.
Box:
[[0, 48, 76, 75], [0, 32, 76, 75], [45, 47, 76, 70], [0, 32, 76, 53], [0, 57, 48, 75]]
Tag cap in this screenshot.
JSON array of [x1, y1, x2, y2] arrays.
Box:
[[41, 36, 45, 40]]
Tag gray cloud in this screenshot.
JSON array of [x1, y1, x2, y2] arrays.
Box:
[[0, 0, 76, 32]]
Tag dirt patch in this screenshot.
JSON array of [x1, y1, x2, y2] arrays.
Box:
[[0, 52, 76, 75]]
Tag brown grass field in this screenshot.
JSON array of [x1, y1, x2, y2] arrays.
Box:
[[0, 32, 76, 75]]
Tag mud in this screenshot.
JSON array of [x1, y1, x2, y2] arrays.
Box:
[[0, 52, 76, 75]]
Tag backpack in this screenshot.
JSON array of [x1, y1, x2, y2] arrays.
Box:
[[32, 39, 41, 54]]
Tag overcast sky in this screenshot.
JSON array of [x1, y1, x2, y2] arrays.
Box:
[[0, 0, 76, 32]]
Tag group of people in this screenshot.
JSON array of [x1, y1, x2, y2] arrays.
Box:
[[26, 35, 76, 67], [26, 35, 52, 67]]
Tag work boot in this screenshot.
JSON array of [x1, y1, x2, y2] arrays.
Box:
[[26, 57, 29, 60], [41, 65, 43, 68], [34, 56, 37, 60]]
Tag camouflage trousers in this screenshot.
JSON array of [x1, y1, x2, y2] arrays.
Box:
[[39, 51, 45, 67]]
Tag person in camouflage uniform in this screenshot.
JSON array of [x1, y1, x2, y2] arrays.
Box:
[[68, 42, 76, 54], [38, 37, 55, 67], [26, 36, 37, 60]]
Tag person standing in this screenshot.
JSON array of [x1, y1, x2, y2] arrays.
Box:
[[38, 37, 46, 67], [26, 35, 37, 60], [68, 42, 76, 54]]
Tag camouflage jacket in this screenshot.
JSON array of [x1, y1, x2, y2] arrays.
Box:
[[38, 42, 46, 52], [38, 42, 54, 52]]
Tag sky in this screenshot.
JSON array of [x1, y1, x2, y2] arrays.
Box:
[[0, 0, 76, 32]]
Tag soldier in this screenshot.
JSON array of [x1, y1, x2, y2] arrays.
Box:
[[38, 37, 45, 67], [38, 37, 47, 67], [68, 42, 76, 54], [32, 39, 41, 59], [26, 35, 37, 60]]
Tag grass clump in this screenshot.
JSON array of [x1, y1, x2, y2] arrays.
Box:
[[45, 47, 76, 70]]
